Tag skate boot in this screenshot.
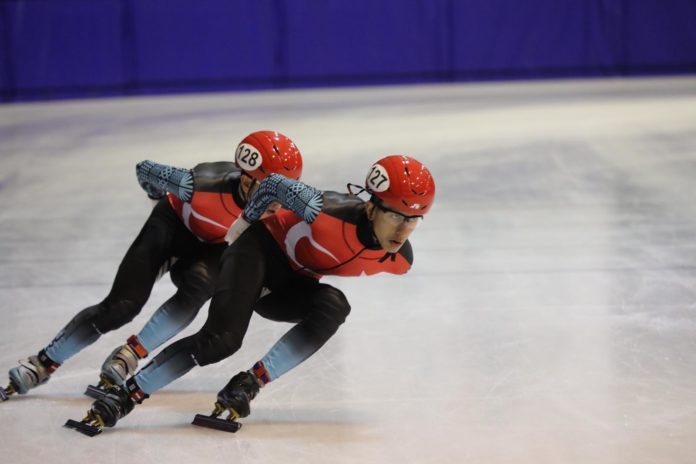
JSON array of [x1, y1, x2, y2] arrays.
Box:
[[85, 335, 147, 399], [65, 381, 144, 437], [3, 352, 59, 400], [216, 370, 261, 419], [192, 370, 261, 433]]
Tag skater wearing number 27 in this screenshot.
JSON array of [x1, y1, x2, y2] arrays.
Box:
[[68, 154, 436, 436]]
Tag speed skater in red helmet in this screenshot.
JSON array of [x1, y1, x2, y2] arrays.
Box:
[[365, 155, 436, 215], [138, 130, 303, 233], [2, 131, 303, 401], [68, 154, 436, 434], [235, 130, 303, 182], [362, 155, 436, 253], [232, 130, 303, 211]]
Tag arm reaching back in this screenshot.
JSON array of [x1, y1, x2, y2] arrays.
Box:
[[135, 160, 194, 202], [225, 173, 324, 244]]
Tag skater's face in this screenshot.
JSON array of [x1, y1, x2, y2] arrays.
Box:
[[240, 174, 280, 218], [366, 201, 421, 253], [239, 174, 280, 219], [239, 173, 258, 200]]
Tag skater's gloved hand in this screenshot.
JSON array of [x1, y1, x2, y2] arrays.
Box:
[[136, 161, 166, 199], [141, 181, 166, 200], [225, 216, 251, 245], [135, 160, 193, 202]]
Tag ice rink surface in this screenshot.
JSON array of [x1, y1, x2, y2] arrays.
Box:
[[1, 77, 696, 463]]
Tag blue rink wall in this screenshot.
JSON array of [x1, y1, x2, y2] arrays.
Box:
[[1, 0, 696, 102]]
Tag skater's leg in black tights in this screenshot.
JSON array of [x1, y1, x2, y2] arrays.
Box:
[[252, 283, 351, 381], [132, 223, 291, 395], [135, 246, 224, 353], [44, 200, 194, 364]]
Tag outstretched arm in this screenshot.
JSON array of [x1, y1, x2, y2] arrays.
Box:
[[226, 173, 324, 243], [244, 173, 323, 223], [135, 160, 194, 202]]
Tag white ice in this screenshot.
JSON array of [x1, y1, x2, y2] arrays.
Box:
[[1, 77, 696, 463]]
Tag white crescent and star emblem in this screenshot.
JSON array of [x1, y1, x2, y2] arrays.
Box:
[[284, 221, 340, 269]]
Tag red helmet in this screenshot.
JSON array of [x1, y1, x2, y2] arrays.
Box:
[[365, 155, 436, 216], [235, 131, 303, 181]]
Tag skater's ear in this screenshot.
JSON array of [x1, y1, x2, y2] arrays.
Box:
[[366, 201, 377, 221], [239, 173, 259, 201]]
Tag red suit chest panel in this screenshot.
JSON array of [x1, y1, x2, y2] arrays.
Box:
[[263, 209, 411, 277], [168, 191, 241, 243]]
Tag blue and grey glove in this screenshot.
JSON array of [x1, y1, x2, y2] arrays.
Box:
[[136, 160, 194, 202], [226, 174, 323, 245], [243, 173, 323, 223]]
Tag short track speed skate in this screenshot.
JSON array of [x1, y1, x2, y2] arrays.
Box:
[[65, 384, 136, 437], [191, 370, 259, 433], [3, 353, 57, 400], [64, 410, 104, 437], [192, 402, 242, 433], [85, 337, 146, 400]]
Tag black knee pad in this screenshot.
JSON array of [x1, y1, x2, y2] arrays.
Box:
[[193, 329, 244, 366], [170, 260, 216, 305], [92, 298, 142, 333], [318, 285, 351, 320], [308, 285, 351, 336]]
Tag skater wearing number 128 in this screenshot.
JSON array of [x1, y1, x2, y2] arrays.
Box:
[[1, 131, 303, 401], [69, 154, 436, 435]]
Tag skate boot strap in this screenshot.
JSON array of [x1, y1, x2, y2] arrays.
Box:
[[38, 350, 61, 374], [126, 335, 149, 359], [251, 361, 270, 387], [125, 378, 149, 403]]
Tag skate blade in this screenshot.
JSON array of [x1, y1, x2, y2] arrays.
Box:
[[1, 383, 17, 401], [64, 419, 102, 437], [83, 385, 106, 400], [191, 414, 242, 433]]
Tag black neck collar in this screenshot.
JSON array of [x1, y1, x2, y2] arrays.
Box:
[[230, 175, 246, 208], [357, 212, 382, 250]]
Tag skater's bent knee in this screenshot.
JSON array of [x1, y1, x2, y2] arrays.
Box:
[[193, 331, 243, 366], [92, 299, 143, 333], [171, 262, 216, 297], [318, 285, 351, 322]]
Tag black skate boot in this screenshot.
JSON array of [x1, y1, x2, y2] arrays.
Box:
[[2, 351, 59, 401], [65, 380, 145, 437], [85, 335, 147, 399], [192, 371, 261, 433], [216, 370, 261, 419]]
